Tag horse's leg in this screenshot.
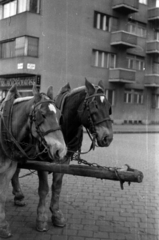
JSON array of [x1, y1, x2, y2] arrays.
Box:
[[36, 171, 49, 232], [0, 160, 17, 238], [50, 172, 66, 227], [11, 168, 25, 206]]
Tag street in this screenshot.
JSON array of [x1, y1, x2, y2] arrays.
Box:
[[6, 133, 159, 240]]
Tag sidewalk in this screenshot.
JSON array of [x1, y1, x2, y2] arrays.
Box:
[[113, 124, 159, 133]]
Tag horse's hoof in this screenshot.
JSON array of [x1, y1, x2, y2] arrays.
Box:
[[14, 199, 26, 207], [36, 221, 49, 232], [0, 227, 12, 238], [51, 209, 66, 227]]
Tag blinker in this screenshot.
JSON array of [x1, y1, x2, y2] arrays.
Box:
[[36, 109, 44, 126]]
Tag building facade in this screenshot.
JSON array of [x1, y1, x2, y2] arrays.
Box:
[[0, 0, 159, 124]]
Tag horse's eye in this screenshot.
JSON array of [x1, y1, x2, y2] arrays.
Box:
[[42, 113, 46, 119], [95, 103, 98, 109]]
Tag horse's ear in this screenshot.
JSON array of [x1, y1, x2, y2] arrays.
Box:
[[85, 78, 95, 96], [47, 86, 54, 100], [10, 84, 20, 96], [33, 83, 41, 102], [61, 83, 71, 93], [98, 80, 105, 90], [6, 84, 20, 98]]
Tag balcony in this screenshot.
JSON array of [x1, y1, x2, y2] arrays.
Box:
[[144, 74, 159, 87], [109, 68, 136, 83], [146, 41, 159, 55], [0, 12, 41, 41], [0, 57, 40, 76], [111, 31, 137, 48], [112, 0, 139, 14], [148, 8, 159, 23]]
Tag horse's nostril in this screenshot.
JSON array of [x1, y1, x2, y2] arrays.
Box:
[[103, 136, 107, 143], [55, 150, 59, 158]]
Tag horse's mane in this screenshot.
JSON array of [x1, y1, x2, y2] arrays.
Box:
[[67, 86, 86, 98], [13, 96, 33, 104]]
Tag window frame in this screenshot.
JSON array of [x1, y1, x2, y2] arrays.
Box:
[[94, 11, 111, 32], [0, 0, 40, 20], [127, 20, 147, 38], [152, 94, 159, 109], [0, 36, 39, 59], [124, 89, 144, 105], [139, 0, 147, 5], [127, 54, 145, 71], [105, 89, 115, 106], [93, 49, 116, 69]]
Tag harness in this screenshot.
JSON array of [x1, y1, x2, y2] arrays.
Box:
[[55, 84, 112, 157], [0, 94, 60, 162], [78, 88, 112, 153]]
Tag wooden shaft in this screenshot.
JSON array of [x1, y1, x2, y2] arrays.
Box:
[[18, 160, 143, 183]]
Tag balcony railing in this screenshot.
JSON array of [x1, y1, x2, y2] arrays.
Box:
[[112, 0, 139, 14], [146, 41, 159, 55], [148, 8, 159, 22], [111, 31, 137, 48], [144, 74, 159, 87], [109, 68, 136, 83]]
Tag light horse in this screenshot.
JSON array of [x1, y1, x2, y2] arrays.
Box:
[[0, 84, 67, 238], [12, 79, 113, 232]]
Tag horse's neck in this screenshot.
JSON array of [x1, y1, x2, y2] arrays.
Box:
[[62, 89, 86, 146], [11, 99, 34, 142]]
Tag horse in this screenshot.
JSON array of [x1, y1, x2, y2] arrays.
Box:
[[11, 79, 113, 232], [0, 84, 67, 238]]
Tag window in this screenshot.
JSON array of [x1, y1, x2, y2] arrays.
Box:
[[154, 30, 159, 40], [156, 0, 159, 7], [93, 50, 116, 68], [139, 0, 147, 4], [127, 54, 145, 71], [106, 89, 115, 106], [124, 89, 144, 104], [0, 0, 40, 19], [0, 36, 39, 58], [3, 1, 17, 18], [124, 90, 133, 104], [152, 94, 159, 109], [134, 90, 144, 104], [94, 11, 111, 31], [128, 20, 147, 37], [1, 40, 15, 58]]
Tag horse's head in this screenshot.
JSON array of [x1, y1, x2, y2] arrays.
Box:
[[30, 84, 67, 160], [78, 79, 113, 147]]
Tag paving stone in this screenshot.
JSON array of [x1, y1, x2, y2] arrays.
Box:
[[4, 134, 159, 239]]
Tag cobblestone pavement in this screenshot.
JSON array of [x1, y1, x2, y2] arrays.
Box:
[[5, 133, 159, 240]]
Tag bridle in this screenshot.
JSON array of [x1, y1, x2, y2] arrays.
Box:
[[78, 89, 112, 152], [1, 96, 62, 162], [29, 98, 61, 160]]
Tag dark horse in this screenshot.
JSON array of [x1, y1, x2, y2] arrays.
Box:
[[11, 79, 113, 232], [0, 84, 67, 238]]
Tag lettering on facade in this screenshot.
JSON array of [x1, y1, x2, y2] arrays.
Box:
[[0, 76, 40, 87]]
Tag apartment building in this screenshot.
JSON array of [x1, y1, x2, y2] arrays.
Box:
[[0, 0, 159, 124]]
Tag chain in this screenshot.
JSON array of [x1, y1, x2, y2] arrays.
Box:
[[72, 151, 128, 190], [72, 151, 109, 170]]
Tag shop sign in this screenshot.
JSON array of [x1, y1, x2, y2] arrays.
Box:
[[17, 63, 23, 69], [0, 76, 40, 87], [27, 63, 36, 70]]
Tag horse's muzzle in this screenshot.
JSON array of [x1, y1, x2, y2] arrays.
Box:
[[97, 136, 113, 147], [44, 133, 67, 161]]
